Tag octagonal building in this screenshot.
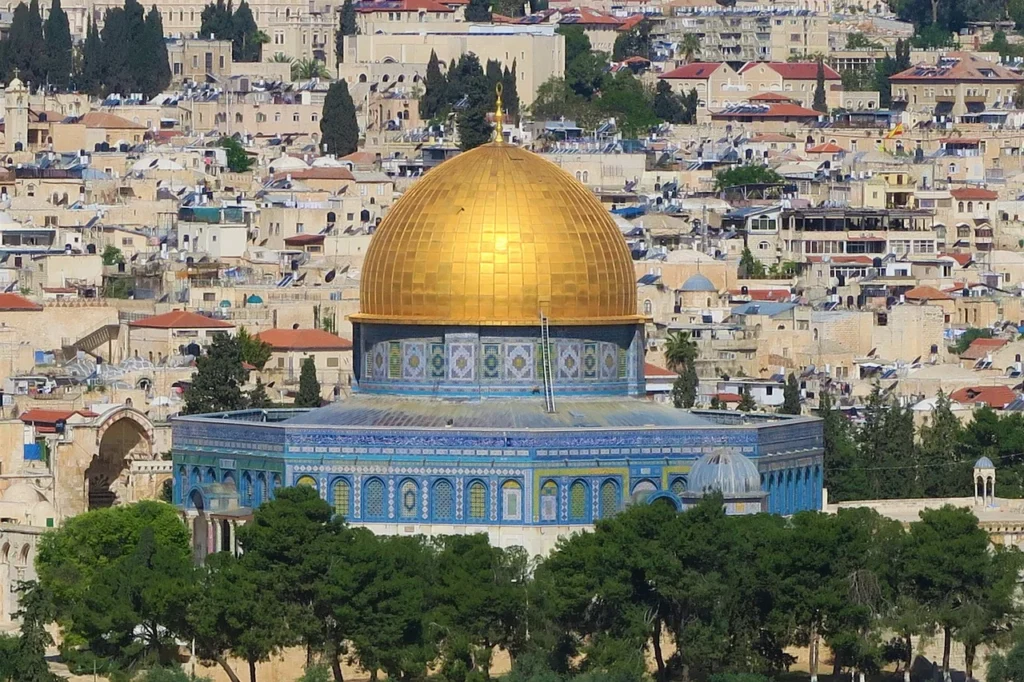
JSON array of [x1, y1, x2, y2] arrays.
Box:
[[172, 140, 824, 558]]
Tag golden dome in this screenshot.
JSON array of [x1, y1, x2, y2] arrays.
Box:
[[353, 143, 640, 326]]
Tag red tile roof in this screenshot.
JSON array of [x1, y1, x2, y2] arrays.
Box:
[[904, 285, 952, 301], [951, 187, 999, 200], [81, 111, 147, 130], [660, 62, 726, 79], [20, 408, 97, 425], [950, 385, 1017, 409], [644, 362, 676, 377], [806, 142, 846, 154], [256, 328, 353, 351], [617, 14, 645, 31], [740, 61, 840, 80], [556, 7, 625, 25], [0, 293, 42, 311], [130, 310, 235, 329], [714, 392, 742, 402], [748, 92, 795, 102], [284, 234, 326, 246], [960, 337, 1008, 360], [940, 252, 974, 267]]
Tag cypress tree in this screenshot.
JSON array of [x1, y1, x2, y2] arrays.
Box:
[[812, 59, 828, 113], [320, 79, 359, 156], [100, 0, 144, 96], [501, 61, 519, 122], [781, 373, 801, 415], [231, 0, 261, 62], [419, 50, 446, 120], [200, 0, 232, 39], [294, 357, 322, 408], [135, 5, 170, 98], [653, 79, 684, 123], [43, 0, 72, 88], [450, 53, 491, 150], [79, 17, 104, 95], [9, 0, 45, 86], [485, 58, 502, 88], [248, 377, 272, 409]]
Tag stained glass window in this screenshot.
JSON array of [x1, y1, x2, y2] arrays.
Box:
[[433, 480, 454, 520], [366, 479, 385, 518], [569, 481, 587, 521], [296, 475, 317, 487], [502, 481, 522, 521], [400, 480, 418, 518], [671, 477, 687, 496], [540, 481, 558, 521], [241, 473, 253, 506], [468, 481, 486, 520], [599, 480, 618, 518], [257, 474, 268, 505], [333, 479, 351, 517]]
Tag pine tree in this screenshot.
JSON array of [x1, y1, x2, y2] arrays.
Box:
[[43, 0, 72, 88], [79, 17, 104, 95], [183, 335, 249, 415], [812, 58, 827, 113], [451, 53, 492, 150], [232, 0, 261, 62], [248, 377, 272, 409], [501, 61, 519, 122], [419, 50, 447, 120], [653, 79, 684, 123], [781, 373, 801, 415], [681, 88, 699, 124], [737, 386, 755, 412], [295, 357, 321, 408], [320, 79, 359, 156], [739, 245, 766, 278]]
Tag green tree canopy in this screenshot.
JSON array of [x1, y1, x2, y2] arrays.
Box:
[[320, 79, 359, 156], [183, 333, 249, 414], [43, 0, 72, 87], [294, 356, 321, 407], [781, 373, 801, 415], [715, 165, 784, 190], [219, 136, 255, 173]]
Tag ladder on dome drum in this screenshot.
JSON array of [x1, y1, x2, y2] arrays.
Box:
[[540, 313, 556, 413]]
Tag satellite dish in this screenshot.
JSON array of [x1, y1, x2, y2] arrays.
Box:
[[325, 269, 336, 283]]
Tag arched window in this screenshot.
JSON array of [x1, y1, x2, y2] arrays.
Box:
[[968, 201, 974, 213], [271, 473, 282, 496], [256, 473, 268, 505], [399, 479, 418, 519], [599, 479, 618, 518], [1, 542, 8, 564], [333, 479, 351, 518], [432, 479, 454, 521], [671, 477, 687, 496], [205, 467, 217, 483], [643, 299, 653, 315], [582, 170, 589, 183], [813, 328, 819, 341], [631, 479, 657, 497], [296, 475, 317, 487], [958, 202, 965, 212], [190, 467, 201, 487], [758, 241, 771, 251], [501, 481, 522, 521], [540, 480, 558, 521], [364, 478, 386, 519], [223, 471, 235, 487], [235, 113, 243, 123], [241, 472, 253, 506], [569, 481, 588, 521], [467, 480, 486, 521]]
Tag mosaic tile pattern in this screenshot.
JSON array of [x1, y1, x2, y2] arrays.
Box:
[[482, 343, 502, 380], [448, 342, 476, 381], [506, 342, 534, 381], [557, 342, 582, 380], [403, 342, 427, 380]]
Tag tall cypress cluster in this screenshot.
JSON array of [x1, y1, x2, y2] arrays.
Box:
[[76, 0, 170, 98], [0, 0, 167, 95], [199, 0, 264, 62]]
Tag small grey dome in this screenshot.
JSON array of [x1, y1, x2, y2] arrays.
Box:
[[680, 273, 717, 292], [975, 456, 995, 469], [688, 450, 761, 496]]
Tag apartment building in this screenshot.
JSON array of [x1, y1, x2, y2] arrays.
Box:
[[167, 39, 233, 85], [738, 62, 842, 110], [890, 52, 1023, 122], [658, 8, 827, 63]]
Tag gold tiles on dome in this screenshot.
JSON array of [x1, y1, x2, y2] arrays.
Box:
[[352, 143, 640, 326]]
